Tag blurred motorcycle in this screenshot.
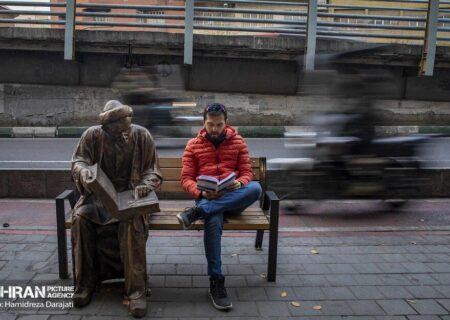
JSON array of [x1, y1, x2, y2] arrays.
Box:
[[270, 69, 437, 211], [112, 65, 201, 138], [282, 115, 432, 210]]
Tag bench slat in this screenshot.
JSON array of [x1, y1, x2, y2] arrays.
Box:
[[65, 209, 269, 229], [150, 214, 268, 221], [149, 216, 269, 230], [161, 158, 261, 168], [157, 181, 261, 193], [161, 168, 260, 180], [155, 207, 263, 213]]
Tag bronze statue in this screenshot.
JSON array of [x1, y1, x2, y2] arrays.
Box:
[[71, 100, 162, 318]]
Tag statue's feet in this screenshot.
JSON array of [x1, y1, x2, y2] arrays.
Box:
[[73, 287, 94, 308], [129, 294, 147, 318]]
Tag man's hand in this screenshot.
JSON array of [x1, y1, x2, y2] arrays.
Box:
[[202, 190, 221, 200], [80, 168, 92, 192], [227, 181, 242, 192]]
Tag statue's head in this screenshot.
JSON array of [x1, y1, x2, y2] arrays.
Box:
[[99, 100, 133, 140]]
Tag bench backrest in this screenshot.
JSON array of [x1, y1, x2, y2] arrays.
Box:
[[156, 157, 266, 199]]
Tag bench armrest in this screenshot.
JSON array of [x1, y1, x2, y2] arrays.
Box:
[[56, 190, 77, 209], [262, 190, 279, 212], [56, 189, 77, 222]]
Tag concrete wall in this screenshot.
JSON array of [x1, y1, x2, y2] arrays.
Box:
[[1, 83, 450, 126], [2, 168, 450, 198]]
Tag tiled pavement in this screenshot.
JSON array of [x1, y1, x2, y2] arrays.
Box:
[[0, 230, 450, 319]]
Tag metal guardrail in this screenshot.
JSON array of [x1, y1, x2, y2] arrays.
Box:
[[0, 0, 446, 75]]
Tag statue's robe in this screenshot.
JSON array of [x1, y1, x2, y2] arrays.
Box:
[[71, 124, 162, 300]]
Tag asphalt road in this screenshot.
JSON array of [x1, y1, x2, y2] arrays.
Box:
[[0, 138, 300, 169], [0, 136, 449, 169]]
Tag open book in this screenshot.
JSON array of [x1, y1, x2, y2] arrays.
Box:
[[85, 163, 160, 221], [197, 172, 236, 193]]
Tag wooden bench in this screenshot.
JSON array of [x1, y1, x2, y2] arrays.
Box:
[[55, 157, 279, 282]]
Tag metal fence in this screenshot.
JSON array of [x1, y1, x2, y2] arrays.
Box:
[[0, 0, 445, 74]]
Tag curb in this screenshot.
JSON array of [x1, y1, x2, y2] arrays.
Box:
[[0, 127, 12, 138], [12, 127, 34, 138], [1, 126, 450, 138], [418, 126, 450, 135], [236, 126, 286, 138], [56, 127, 88, 138]]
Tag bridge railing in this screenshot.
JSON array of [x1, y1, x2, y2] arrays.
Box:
[[0, 0, 446, 74]]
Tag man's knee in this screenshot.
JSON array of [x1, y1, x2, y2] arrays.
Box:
[[245, 182, 262, 200]]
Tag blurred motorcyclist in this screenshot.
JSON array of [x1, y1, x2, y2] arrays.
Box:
[[112, 66, 176, 135]]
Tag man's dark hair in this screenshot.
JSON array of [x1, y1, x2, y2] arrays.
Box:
[[203, 103, 227, 121]]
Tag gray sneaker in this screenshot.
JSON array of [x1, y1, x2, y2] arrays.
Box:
[[209, 276, 232, 311], [176, 207, 201, 229]]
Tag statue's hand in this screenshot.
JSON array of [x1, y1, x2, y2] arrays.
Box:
[[134, 185, 151, 199], [80, 168, 92, 192]]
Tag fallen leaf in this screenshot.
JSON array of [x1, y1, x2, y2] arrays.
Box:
[[123, 299, 130, 306], [313, 305, 322, 310], [291, 301, 301, 307], [310, 249, 319, 255], [406, 299, 417, 304], [260, 273, 267, 279], [281, 291, 288, 297]]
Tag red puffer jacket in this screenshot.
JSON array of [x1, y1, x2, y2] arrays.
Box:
[[181, 126, 253, 198]]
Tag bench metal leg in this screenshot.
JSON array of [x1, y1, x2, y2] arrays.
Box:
[[55, 190, 76, 280], [255, 230, 264, 250], [265, 191, 279, 282], [56, 198, 68, 279], [72, 234, 77, 286]]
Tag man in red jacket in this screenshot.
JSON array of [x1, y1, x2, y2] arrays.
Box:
[[178, 103, 262, 311]]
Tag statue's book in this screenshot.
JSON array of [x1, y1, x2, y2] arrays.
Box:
[[197, 172, 236, 192], [86, 163, 160, 221]]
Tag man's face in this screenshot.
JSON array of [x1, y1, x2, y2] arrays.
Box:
[[105, 116, 132, 142], [204, 113, 226, 137]]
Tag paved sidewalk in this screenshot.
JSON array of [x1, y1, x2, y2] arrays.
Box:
[[1, 227, 450, 319]]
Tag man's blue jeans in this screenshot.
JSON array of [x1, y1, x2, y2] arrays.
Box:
[[195, 181, 262, 277]]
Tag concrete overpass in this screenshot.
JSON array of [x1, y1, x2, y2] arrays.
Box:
[[1, 27, 450, 93]]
